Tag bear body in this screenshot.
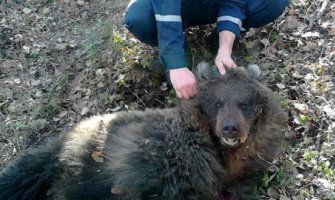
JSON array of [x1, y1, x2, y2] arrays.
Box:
[[0, 66, 287, 200]]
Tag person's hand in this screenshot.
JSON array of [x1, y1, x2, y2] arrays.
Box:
[[169, 68, 197, 99], [215, 48, 237, 75], [215, 30, 237, 74]]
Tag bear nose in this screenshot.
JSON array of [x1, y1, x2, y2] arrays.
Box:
[[222, 121, 239, 135]]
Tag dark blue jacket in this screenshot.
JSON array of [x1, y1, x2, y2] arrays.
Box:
[[151, 0, 246, 70]]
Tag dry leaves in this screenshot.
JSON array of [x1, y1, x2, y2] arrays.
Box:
[[0, 0, 334, 199], [91, 151, 104, 163]]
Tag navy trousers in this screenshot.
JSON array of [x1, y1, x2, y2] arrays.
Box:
[[125, 0, 288, 47]]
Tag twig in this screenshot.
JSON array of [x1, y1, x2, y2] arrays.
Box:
[[307, 0, 329, 31], [153, 99, 167, 107], [124, 86, 147, 108], [257, 153, 273, 165], [0, 111, 7, 121]]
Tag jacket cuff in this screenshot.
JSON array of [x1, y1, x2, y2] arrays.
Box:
[[216, 21, 241, 37], [160, 53, 188, 70]]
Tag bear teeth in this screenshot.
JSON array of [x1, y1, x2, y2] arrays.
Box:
[[220, 137, 238, 146]]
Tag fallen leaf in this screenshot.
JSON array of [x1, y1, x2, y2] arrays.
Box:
[[330, 27, 335, 36], [261, 38, 270, 46], [267, 187, 280, 198], [294, 103, 309, 114], [23, 7, 32, 14], [323, 105, 335, 118], [239, 135, 248, 143], [77, 0, 85, 6], [291, 71, 303, 79], [286, 16, 299, 29], [306, 42, 317, 50], [111, 185, 121, 194], [91, 151, 104, 163], [279, 194, 290, 200], [302, 32, 321, 38], [110, 106, 121, 112], [245, 41, 255, 49], [97, 82, 105, 88], [55, 43, 68, 50], [159, 82, 168, 91], [80, 106, 90, 115], [276, 83, 286, 89]]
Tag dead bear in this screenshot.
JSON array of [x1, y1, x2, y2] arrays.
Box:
[[0, 64, 287, 200]]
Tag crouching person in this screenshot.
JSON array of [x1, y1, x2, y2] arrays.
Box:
[[124, 0, 288, 99]]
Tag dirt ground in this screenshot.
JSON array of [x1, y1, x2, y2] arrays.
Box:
[[0, 0, 334, 199]]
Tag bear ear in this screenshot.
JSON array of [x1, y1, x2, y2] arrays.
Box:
[[194, 61, 262, 80], [246, 64, 262, 80], [194, 61, 221, 80]]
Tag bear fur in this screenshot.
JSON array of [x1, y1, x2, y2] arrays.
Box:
[[0, 65, 287, 200]]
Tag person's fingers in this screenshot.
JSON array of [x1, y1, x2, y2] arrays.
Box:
[[215, 59, 226, 75], [181, 88, 190, 99], [170, 68, 198, 99], [177, 86, 188, 99], [226, 60, 237, 68], [185, 88, 193, 99], [232, 60, 237, 67], [188, 80, 197, 98], [176, 90, 183, 99], [185, 82, 197, 99]]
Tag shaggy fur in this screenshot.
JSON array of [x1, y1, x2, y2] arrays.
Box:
[[0, 66, 287, 200]]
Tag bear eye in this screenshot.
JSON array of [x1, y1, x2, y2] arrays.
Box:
[[239, 103, 250, 111], [215, 102, 223, 108]]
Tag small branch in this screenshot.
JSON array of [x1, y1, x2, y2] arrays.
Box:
[[307, 0, 329, 30], [124, 86, 147, 108], [0, 111, 7, 121]]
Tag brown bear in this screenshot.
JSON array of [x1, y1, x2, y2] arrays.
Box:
[[0, 63, 287, 200]]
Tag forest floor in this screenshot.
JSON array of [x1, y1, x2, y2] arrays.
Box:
[[0, 0, 334, 199]]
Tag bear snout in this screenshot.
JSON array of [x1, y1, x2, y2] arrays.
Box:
[[222, 120, 240, 137]]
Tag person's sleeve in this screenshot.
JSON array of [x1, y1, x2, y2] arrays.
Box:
[[151, 0, 187, 70], [217, 0, 247, 37]]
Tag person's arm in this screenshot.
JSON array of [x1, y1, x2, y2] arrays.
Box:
[[215, 30, 237, 74], [150, 0, 187, 70], [215, 0, 247, 73], [151, 0, 197, 99], [217, 0, 246, 37]]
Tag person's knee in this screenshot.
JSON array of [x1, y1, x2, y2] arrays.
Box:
[[274, 0, 288, 17], [124, 11, 143, 34], [265, 0, 288, 25], [124, 12, 133, 32], [244, 0, 288, 29], [124, 1, 157, 46]]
